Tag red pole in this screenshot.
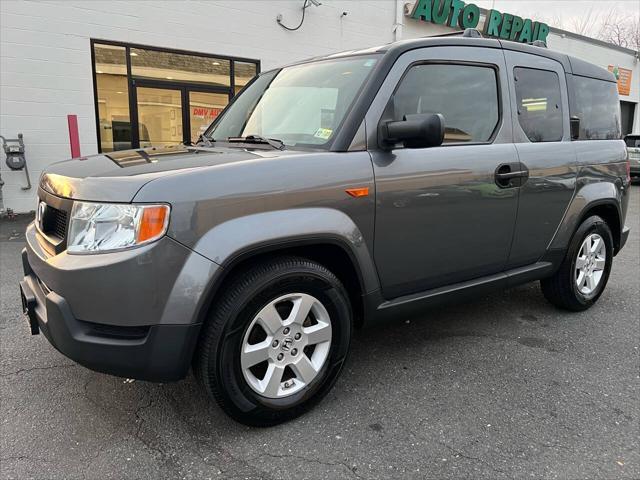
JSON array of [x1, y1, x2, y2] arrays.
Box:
[[67, 114, 81, 158]]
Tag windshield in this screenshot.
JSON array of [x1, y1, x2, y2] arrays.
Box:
[[206, 55, 380, 149]]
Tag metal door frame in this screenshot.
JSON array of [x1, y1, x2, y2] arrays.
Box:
[[132, 79, 232, 147], [90, 39, 260, 152]]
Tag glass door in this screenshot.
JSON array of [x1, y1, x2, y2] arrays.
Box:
[[188, 91, 229, 143], [133, 84, 229, 148], [135, 86, 183, 147]]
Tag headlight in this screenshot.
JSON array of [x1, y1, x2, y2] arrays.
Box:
[[67, 201, 170, 254]]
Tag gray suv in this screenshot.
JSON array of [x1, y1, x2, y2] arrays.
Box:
[[20, 35, 631, 426]]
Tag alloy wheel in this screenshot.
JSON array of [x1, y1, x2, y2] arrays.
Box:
[[240, 293, 332, 398], [575, 233, 606, 295]]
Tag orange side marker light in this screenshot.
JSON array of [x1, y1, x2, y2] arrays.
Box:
[[137, 205, 169, 243], [345, 187, 369, 198]]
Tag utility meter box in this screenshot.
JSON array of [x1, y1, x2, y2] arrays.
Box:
[[3, 136, 26, 170], [1, 133, 32, 190]]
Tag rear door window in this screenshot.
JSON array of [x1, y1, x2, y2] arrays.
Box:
[[572, 76, 621, 140], [514, 67, 563, 142]]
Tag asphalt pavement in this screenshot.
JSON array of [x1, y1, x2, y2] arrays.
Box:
[[1, 186, 638, 480]]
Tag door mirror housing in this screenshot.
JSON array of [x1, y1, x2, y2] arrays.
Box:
[[380, 113, 445, 150], [570, 116, 580, 140]]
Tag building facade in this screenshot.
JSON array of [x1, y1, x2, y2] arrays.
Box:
[[1, 0, 638, 213]]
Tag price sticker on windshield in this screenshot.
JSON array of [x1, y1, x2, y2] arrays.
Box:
[[314, 128, 333, 140]]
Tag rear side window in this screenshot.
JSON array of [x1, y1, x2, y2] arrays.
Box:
[[572, 76, 621, 140], [514, 67, 563, 142], [391, 64, 499, 143]]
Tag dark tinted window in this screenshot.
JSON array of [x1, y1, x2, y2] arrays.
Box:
[[514, 67, 563, 142], [625, 135, 640, 148], [391, 64, 499, 143], [572, 76, 621, 140]]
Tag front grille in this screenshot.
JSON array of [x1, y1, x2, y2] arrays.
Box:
[[41, 204, 68, 240]]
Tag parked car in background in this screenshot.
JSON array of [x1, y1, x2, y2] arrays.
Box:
[[625, 134, 640, 182], [20, 32, 631, 426]]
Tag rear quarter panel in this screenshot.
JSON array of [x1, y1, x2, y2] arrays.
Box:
[[550, 140, 629, 251]]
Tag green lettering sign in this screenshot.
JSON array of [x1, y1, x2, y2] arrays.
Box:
[[499, 12, 513, 39], [537, 23, 550, 42], [532, 21, 541, 41], [458, 3, 480, 29], [432, 0, 452, 25], [520, 18, 533, 42], [510, 16, 524, 40], [410, 0, 432, 22], [407, 1, 550, 44], [484, 9, 502, 37], [449, 0, 465, 27]]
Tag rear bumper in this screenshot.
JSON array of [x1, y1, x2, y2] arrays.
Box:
[[20, 249, 202, 381]]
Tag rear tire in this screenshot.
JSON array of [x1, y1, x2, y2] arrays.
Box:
[[195, 256, 352, 426], [541, 215, 613, 311]]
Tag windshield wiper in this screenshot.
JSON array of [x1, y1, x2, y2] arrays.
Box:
[[195, 133, 215, 147], [226, 135, 285, 150]]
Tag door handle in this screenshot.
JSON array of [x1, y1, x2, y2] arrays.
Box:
[[496, 171, 528, 180], [495, 163, 529, 188]]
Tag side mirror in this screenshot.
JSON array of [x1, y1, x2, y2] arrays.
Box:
[[570, 116, 580, 140], [380, 113, 445, 150]]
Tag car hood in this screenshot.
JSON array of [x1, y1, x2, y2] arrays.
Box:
[[40, 144, 299, 202]]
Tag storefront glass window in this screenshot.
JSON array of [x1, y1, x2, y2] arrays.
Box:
[[131, 48, 231, 86], [189, 92, 229, 143], [234, 61, 258, 94], [136, 87, 183, 147], [92, 41, 258, 152], [94, 44, 131, 152]]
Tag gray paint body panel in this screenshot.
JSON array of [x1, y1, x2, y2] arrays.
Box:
[[134, 150, 379, 294], [25, 221, 218, 327], [365, 46, 519, 297], [503, 50, 578, 267]]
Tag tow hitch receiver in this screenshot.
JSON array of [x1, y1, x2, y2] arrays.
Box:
[[19, 280, 39, 335]]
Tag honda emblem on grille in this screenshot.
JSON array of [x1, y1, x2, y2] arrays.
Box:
[[37, 202, 46, 230]]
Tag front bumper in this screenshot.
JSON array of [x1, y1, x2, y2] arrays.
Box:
[[20, 222, 219, 381], [20, 263, 200, 381]]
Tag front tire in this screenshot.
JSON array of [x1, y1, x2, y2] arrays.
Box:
[[195, 256, 352, 426], [541, 215, 613, 311]]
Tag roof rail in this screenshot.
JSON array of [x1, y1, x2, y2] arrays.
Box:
[[531, 40, 547, 48], [427, 28, 483, 38], [427, 28, 547, 46], [462, 28, 482, 38]]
